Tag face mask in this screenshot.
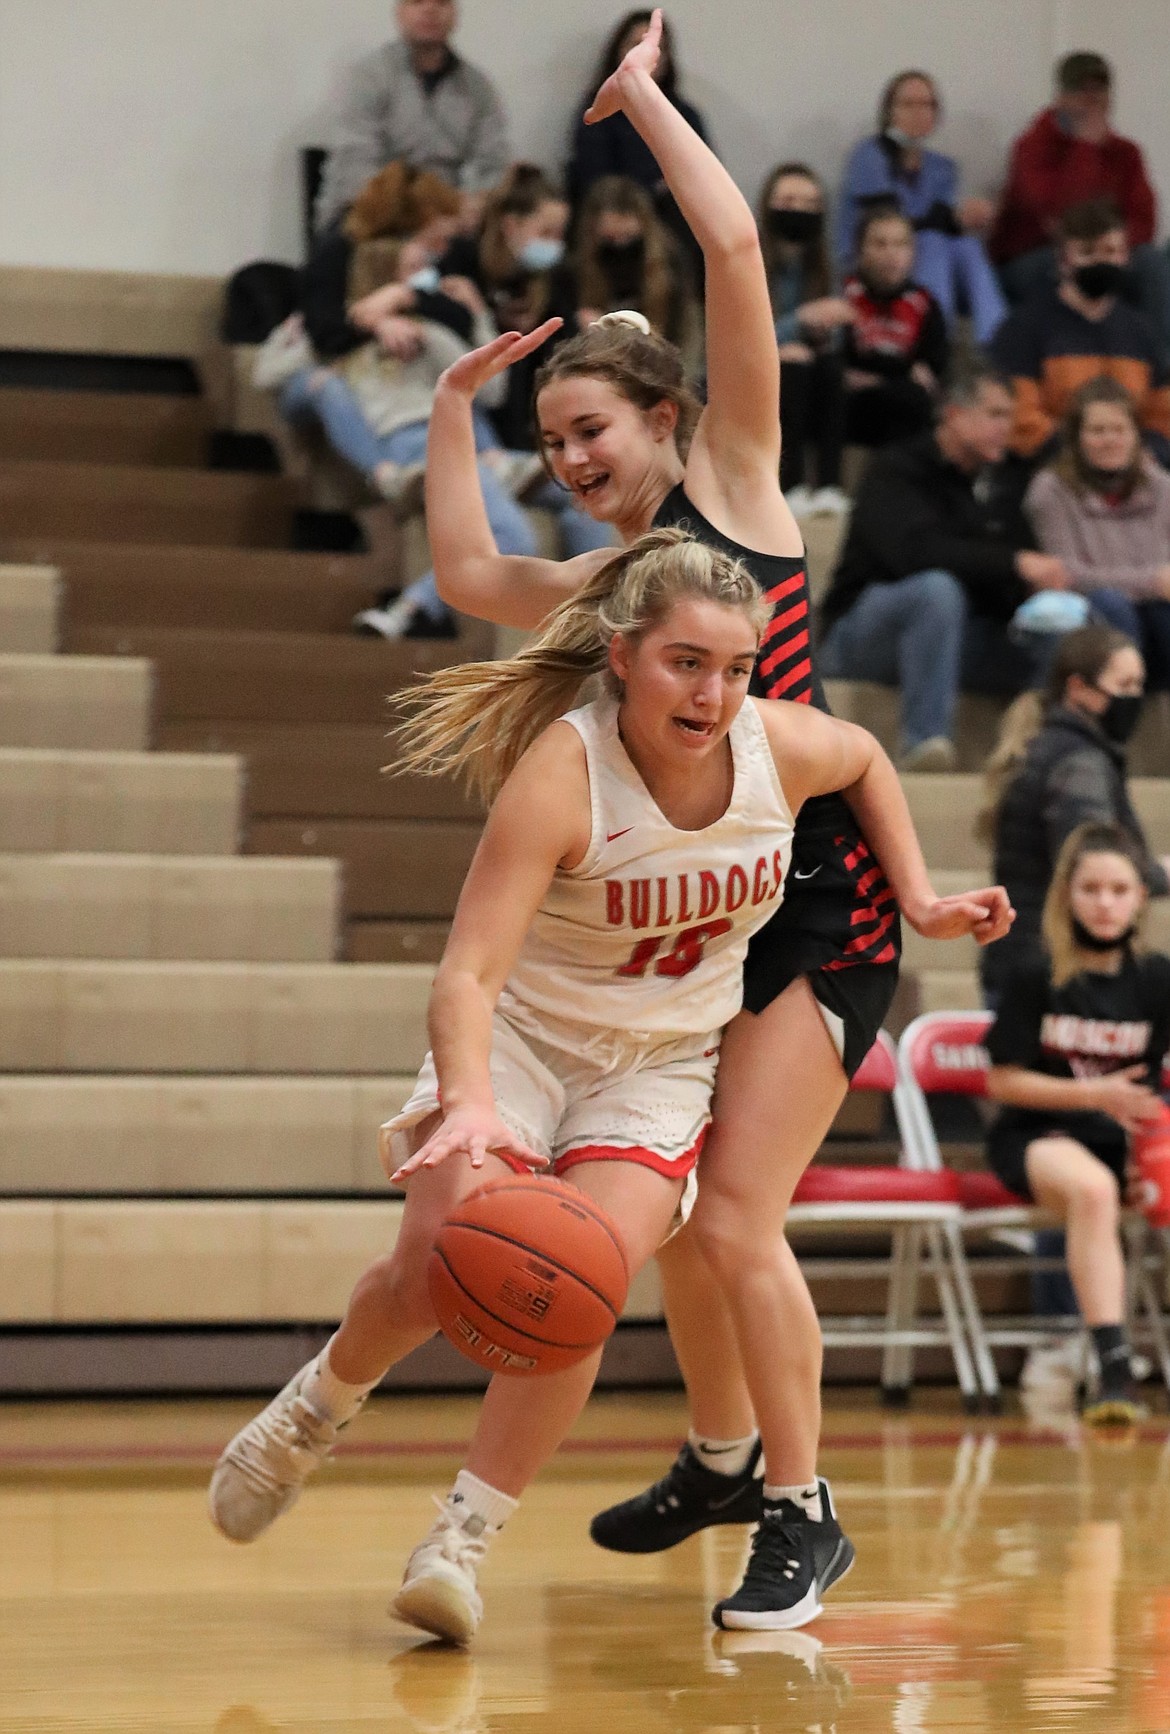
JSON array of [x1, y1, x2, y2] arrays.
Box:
[[766, 208, 824, 244], [1071, 916, 1137, 953], [407, 265, 441, 294], [1082, 462, 1133, 492], [518, 237, 564, 273], [598, 236, 646, 266], [884, 126, 917, 149], [1093, 688, 1143, 744], [1073, 261, 1129, 300]]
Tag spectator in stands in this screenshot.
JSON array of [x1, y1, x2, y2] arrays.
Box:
[[566, 11, 709, 270], [841, 207, 949, 449], [314, 0, 510, 235], [567, 176, 700, 367], [979, 622, 1169, 1001], [993, 199, 1170, 466], [819, 363, 1065, 770], [760, 162, 851, 516], [256, 240, 605, 639], [984, 820, 1167, 1427], [990, 52, 1170, 343], [436, 164, 575, 450], [837, 71, 1005, 345], [1027, 377, 1170, 686]]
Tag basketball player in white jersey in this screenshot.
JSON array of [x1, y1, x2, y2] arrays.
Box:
[[209, 530, 1003, 1643]]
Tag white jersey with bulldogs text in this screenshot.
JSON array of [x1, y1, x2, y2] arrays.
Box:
[[500, 695, 795, 1041]]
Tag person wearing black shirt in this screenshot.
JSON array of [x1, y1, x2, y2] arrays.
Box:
[[985, 821, 1170, 1423], [819, 363, 1069, 769]]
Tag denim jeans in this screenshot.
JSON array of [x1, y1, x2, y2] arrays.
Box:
[[1086, 588, 1170, 691], [819, 569, 1038, 753]]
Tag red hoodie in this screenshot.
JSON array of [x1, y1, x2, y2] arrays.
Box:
[[991, 106, 1156, 263]]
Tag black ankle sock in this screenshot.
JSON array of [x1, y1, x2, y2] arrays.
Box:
[[1091, 1324, 1130, 1393]]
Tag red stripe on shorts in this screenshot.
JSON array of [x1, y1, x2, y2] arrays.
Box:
[[556, 1125, 708, 1179]]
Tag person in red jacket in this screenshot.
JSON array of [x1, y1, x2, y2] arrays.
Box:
[[991, 53, 1170, 345]]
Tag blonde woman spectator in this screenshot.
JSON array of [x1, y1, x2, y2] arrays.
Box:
[[1027, 376, 1170, 685]]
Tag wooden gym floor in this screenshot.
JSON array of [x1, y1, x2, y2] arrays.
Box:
[[2, 1390, 1169, 1733]]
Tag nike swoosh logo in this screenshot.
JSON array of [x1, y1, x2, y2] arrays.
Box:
[[707, 1483, 755, 1512], [607, 827, 634, 842], [793, 866, 822, 881]]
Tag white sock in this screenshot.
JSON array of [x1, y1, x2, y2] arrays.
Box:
[[301, 1337, 381, 1426], [763, 1480, 823, 1522], [446, 1469, 518, 1535], [688, 1428, 759, 1477]]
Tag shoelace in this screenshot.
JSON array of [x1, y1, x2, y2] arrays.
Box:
[[742, 1513, 807, 1586], [231, 1394, 334, 1494], [649, 1448, 711, 1514], [417, 1497, 491, 1571]]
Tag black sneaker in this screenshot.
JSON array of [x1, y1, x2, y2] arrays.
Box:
[[589, 1439, 764, 1554], [712, 1480, 855, 1631]]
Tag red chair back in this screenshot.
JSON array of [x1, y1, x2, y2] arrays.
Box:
[[849, 1029, 898, 1095], [901, 1012, 993, 1099]]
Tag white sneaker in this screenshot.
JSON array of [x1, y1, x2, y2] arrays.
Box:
[[352, 595, 416, 638], [784, 484, 815, 518], [209, 1361, 344, 1542], [392, 1499, 493, 1645], [487, 450, 546, 500], [808, 486, 850, 517], [900, 735, 957, 774], [372, 460, 426, 517], [1020, 1335, 1084, 1394]]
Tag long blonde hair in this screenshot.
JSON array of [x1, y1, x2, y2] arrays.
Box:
[[1042, 821, 1148, 987], [391, 529, 768, 804], [977, 623, 1134, 842]]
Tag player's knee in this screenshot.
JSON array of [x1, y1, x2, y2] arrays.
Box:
[[1074, 1166, 1120, 1223], [689, 1189, 764, 1281], [353, 1250, 434, 1333]]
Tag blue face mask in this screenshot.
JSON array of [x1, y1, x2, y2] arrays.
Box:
[[518, 237, 564, 274], [407, 265, 442, 294]]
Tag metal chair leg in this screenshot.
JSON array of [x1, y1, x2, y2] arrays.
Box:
[[943, 1220, 1001, 1404]]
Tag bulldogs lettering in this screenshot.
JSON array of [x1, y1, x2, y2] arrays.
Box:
[[605, 853, 785, 930]]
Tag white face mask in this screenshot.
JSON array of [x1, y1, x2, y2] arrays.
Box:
[[884, 126, 917, 149], [518, 237, 564, 274], [407, 265, 441, 294]]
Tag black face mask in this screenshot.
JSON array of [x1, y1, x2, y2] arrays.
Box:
[[1082, 462, 1134, 492], [1071, 916, 1137, 953], [1094, 689, 1143, 744], [766, 208, 824, 244], [1073, 261, 1130, 300], [597, 236, 646, 267]]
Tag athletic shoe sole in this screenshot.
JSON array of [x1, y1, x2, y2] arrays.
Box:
[[392, 1578, 479, 1646], [713, 1532, 857, 1632]]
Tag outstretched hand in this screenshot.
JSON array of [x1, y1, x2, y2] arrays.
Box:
[[584, 7, 663, 124], [904, 885, 1015, 947], [391, 1105, 548, 1182], [437, 319, 563, 401]]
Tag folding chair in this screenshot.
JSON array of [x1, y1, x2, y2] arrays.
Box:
[[1122, 1060, 1170, 1394], [787, 1030, 980, 1407], [898, 1011, 1081, 1408]]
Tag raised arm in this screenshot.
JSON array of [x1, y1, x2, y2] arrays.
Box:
[[392, 727, 590, 1178], [426, 324, 615, 629], [585, 12, 794, 544], [759, 700, 1015, 946]]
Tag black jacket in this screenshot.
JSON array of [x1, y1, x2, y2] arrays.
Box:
[[982, 704, 1170, 995], [820, 430, 1032, 628]]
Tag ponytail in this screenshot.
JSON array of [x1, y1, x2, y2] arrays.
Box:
[[390, 529, 767, 804]]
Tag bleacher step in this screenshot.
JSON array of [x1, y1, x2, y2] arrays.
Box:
[[248, 818, 480, 920], [0, 653, 151, 750], [0, 853, 340, 962], [0, 748, 241, 853], [0, 459, 296, 549], [0, 389, 212, 467], [0, 563, 59, 652], [0, 959, 433, 1073]]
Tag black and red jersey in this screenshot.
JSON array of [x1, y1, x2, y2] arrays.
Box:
[[843, 275, 949, 381], [652, 485, 899, 973]]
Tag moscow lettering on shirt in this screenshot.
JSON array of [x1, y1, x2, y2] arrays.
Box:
[[604, 851, 787, 931], [1040, 1012, 1152, 1078]]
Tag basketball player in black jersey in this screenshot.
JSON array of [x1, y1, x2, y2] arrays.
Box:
[[422, 9, 1012, 1628]]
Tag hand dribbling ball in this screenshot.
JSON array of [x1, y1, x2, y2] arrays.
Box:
[[428, 1176, 630, 1375]]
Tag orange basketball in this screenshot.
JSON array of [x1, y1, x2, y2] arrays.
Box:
[[428, 1176, 630, 1376]]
